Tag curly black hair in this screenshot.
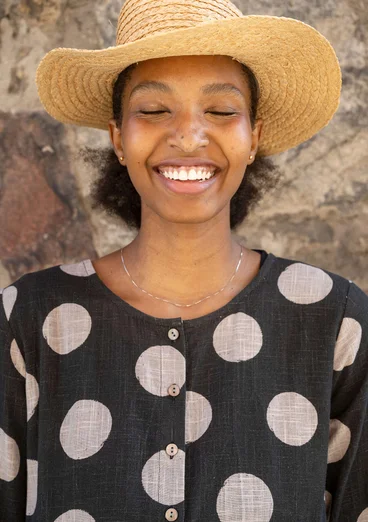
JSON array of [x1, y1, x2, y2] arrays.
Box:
[[81, 60, 281, 231]]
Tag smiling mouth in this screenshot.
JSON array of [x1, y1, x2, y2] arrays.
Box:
[[153, 167, 220, 182]]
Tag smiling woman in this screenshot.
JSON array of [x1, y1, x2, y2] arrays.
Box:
[[1, 0, 368, 521], [82, 58, 280, 231]]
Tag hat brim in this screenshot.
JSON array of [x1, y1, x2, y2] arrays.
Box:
[[35, 15, 341, 156]]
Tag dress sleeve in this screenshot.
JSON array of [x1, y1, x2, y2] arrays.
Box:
[[326, 281, 368, 522], [0, 291, 27, 520]]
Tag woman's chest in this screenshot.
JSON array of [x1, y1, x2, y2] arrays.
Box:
[[31, 336, 331, 522], [27, 308, 335, 521]]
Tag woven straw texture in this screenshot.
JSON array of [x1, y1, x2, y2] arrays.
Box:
[[35, 0, 342, 156]]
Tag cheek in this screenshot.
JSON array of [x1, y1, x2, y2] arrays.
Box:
[[122, 120, 153, 154], [221, 120, 252, 156], [122, 123, 155, 187], [226, 144, 251, 181], [223, 140, 251, 193]]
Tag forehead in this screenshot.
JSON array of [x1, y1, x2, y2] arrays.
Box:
[[127, 55, 251, 102], [132, 54, 243, 75]]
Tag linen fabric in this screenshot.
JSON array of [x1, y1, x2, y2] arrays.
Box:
[[0, 249, 367, 521]]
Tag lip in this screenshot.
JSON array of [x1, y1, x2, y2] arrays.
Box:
[[153, 157, 220, 169], [153, 167, 220, 195]]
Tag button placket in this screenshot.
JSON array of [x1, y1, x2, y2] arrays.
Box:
[[168, 324, 181, 397], [163, 324, 184, 520]]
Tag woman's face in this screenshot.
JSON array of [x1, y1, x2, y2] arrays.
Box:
[[109, 55, 263, 227]]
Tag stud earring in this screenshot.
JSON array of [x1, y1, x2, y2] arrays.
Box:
[[249, 155, 254, 160], [120, 156, 124, 161]]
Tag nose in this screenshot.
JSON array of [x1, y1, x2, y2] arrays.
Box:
[[166, 112, 210, 152]]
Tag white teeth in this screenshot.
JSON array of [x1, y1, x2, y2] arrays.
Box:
[[178, 169, 187, 181], [158, 167, 216, 181]]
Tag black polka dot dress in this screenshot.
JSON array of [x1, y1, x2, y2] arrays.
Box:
[[1, 250, 368, 522]]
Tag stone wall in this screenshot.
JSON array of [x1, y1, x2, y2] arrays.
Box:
[[0, 0, 367, 291]]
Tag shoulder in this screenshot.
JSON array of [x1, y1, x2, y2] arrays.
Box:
[[269, 252, 367, 312], [0, 258, 96, 323]]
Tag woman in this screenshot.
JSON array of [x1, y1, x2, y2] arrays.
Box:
[[1, 0, 367, 521]]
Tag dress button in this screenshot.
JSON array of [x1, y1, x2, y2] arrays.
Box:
[[165, 507, 178, 521], [166, 443, 178, 457], [168, 384, 180, 397], [168, 328, 180, 341]]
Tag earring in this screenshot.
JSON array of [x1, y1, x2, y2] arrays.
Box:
[[120, 156, 124, 161], [249, 155, 254, 160]]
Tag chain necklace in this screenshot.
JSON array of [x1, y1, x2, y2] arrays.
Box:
[[120, 244, 244, 308]]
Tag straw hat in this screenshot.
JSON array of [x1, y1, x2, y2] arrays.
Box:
[[35, 0, 342, 156]]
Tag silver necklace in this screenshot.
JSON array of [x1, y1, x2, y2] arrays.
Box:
[[120, 244, 244, 308]]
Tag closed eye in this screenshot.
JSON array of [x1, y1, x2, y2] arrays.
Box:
[[138, 111, 237, 116], [209, 112, 237, 116], [139, 111, 167, 115]]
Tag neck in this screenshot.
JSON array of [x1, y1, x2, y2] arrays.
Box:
[[122, 219, 245, 303]]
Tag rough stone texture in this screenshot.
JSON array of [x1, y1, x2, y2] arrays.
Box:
[[0, 0, 367, 291], [0, 111, 95, 284]]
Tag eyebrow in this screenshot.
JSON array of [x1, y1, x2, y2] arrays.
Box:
[[128, 81, 246, 101]]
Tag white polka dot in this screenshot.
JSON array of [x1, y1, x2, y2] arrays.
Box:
[[141, 449, 185, 505], [0, 428, 20, 481], [266, 392, 318, 446], [358, 508, 368, 522], [217, 472, 273, 522], [324, 490, 332, 521], [10, 339, 26, 377], [2, 285, 17, 320], [54, 510, 96, 522], [42, 303, 92, 354], [60, 260, 95, 277], [10, 339, 39, 421], [213, 312, 263, 362], [26, 459, 38, 516], [328, 418, 351, 463], [185, 391, 212, 444], [135, 346, 185, 396], [277, 263, 333, 304], [334, 317, 362, 371], [26, 372, 39, 422], [60, 400, 112, 460]]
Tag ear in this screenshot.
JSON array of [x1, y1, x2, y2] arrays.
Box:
[[108, 118, 123, 158], [250, 118, 263, 158]]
